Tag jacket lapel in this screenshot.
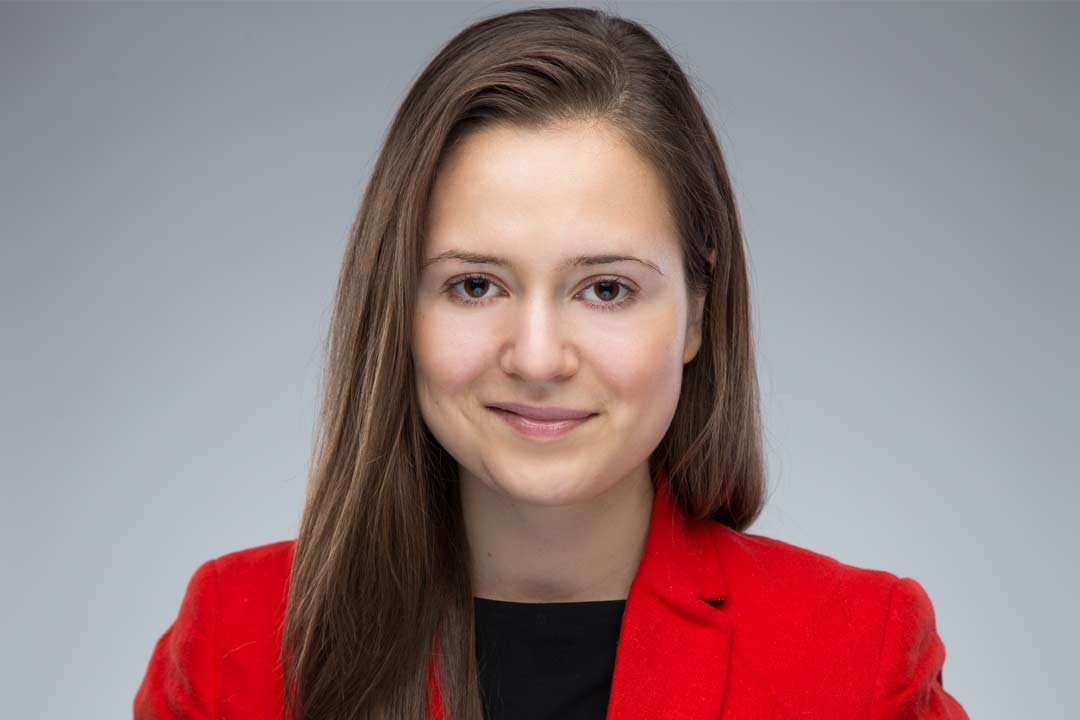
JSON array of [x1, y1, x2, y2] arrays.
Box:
[[605, 467, 733, 719]]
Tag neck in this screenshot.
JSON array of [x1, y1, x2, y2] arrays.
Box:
[[460, 463, 655, 603]]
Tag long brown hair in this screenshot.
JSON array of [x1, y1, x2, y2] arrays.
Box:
[[281, 6, 768, 719]]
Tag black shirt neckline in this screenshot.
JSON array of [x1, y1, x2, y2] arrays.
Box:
[[472, 594, 627, 719]]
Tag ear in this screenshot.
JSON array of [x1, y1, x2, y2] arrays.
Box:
[[683, 248, 715, 364], [683, 289, 707, 364]]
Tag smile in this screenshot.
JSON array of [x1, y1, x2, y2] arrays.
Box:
[[487, 407, 596, 439]]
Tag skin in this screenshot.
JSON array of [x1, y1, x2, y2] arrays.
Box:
[[412, 120, 709, 602]]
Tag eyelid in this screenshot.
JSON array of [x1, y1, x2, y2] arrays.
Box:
[[442, 272, 639, 294], [442, 272, 640, 311]]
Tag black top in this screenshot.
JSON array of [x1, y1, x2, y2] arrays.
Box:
[[473, 596, 627, 720]]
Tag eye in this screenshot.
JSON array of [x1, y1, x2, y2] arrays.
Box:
[[442, 274, 639, 312], [579, 278, 637, 311], [446, 275, 502, 304]]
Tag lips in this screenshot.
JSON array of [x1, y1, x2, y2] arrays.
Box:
[[487, 405, 595, 439], [485, 402, 596, 421]]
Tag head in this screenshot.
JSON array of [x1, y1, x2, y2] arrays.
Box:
[[283, 7, 767, 720], [413, 118, 711, 508]]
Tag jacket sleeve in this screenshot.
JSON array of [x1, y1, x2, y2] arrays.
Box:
[[133, 557, 219, 719], [869, 576, 969, 719]]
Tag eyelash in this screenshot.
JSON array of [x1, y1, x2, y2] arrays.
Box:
[[442, 274, 639, 312]]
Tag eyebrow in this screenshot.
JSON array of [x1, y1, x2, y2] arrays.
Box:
[[421, 250, 664, 276]]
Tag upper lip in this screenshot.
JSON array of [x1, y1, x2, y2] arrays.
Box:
[[486, 402, 597, 421]]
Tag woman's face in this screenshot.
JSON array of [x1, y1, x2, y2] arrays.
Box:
[[413, 120, 706, 507]]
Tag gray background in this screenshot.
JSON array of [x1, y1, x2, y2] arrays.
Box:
[[1, 1, 1075, 717]]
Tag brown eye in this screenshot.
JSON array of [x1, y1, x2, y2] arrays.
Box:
[[594, 280, 620, 302], [463, 277, 490, 299], [444, 275, 503, 306], [581, 277, 636, 309], [445, 273, 637, 311]]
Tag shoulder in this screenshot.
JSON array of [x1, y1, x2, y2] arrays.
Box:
[[706, 521, 901, 603], [172, 538, 297, 658], [134, 539, 298, 716], [704, 522, 901, 671], [211, 538, 296, 585], [176, 539, 296, 603], [205, 538, 297, 620], [702, 523, 968, 717], [194, 541, 297, 698]]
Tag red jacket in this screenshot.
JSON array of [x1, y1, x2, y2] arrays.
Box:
[[134, 469, 969, 719]]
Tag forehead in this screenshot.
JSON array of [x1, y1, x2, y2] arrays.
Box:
[[424, 121, 679, 262]]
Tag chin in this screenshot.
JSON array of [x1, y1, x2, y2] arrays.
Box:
[[483, 464, 610, 508]]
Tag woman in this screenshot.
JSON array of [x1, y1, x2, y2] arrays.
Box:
[[134, 6, 968, 719]]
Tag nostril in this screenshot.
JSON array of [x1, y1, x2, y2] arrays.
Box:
[[702, 595, 726, 607]]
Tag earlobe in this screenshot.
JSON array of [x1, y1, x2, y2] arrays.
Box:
[[683, 291, 707, 364], [683, 248, 714, 364], [683, 333, 701, 364]]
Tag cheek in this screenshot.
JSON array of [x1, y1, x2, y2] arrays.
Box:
[[412, 306, 496, 399], [591, 303, 686, 395], [585, 307, 687, 443]]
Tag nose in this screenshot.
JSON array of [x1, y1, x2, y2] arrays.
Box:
[[498, 296, 578, 383]]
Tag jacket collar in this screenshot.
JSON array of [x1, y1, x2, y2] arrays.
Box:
[[604, 464, 733, 718], [428, 465, 734, 719]]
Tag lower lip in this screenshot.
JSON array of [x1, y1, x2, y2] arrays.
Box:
[[487, 407, 595, 439]]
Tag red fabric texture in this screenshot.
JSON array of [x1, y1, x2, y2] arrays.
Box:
[[134, 467, 969, 719]]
